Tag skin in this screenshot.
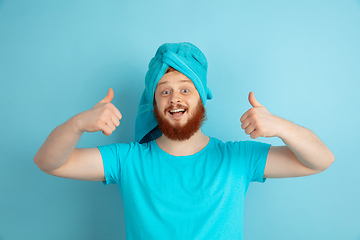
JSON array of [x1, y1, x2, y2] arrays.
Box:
[[34, 71, 334, 181], [241, 92, 335, 177], [33, 88, 120, 181]]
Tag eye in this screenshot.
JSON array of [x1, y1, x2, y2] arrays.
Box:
[[162, 90, 170, 95], [182, 89, 189, 93]]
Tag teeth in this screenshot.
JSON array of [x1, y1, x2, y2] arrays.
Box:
[[170, 109, 185, 113]]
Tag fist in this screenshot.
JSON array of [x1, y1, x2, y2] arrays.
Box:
[[240, 92, 282, 139], [75, 88, 122, 136]]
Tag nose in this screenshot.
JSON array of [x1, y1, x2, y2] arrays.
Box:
[[169, 91, 182, 104]]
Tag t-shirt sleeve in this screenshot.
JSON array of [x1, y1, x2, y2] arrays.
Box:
[[242, 141, 271, 183], [97, 143, 131, 185]]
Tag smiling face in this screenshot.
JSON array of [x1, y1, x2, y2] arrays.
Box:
[[153, 70, 206, 140]]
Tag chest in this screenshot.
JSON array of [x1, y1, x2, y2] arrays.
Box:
[[121, 153, 248, 206]]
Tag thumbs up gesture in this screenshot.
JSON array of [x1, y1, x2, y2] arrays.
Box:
[[240, 92, 283, 139], [74, 88, 122, 136]]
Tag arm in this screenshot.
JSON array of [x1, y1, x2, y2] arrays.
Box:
[[240, 92, 334, 178], [34, 88, 122, 181]]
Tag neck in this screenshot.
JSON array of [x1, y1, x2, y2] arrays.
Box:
[[156, 129, 210, 156]]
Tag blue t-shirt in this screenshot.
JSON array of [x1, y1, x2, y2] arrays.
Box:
[[98, 137, 270, 240]]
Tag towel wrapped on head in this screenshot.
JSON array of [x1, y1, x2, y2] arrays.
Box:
[[135, 42, 213, 143]]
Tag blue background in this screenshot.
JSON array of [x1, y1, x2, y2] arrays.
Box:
[[1, 0, 359, 239]]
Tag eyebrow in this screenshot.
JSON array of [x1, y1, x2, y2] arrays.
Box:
[[157, 79, 193, 86]]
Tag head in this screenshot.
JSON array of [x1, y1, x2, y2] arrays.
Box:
[[153, 67, 206, 141], [135, 42, 212, 143]]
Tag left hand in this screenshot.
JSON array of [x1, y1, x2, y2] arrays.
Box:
[[240, 92, 284, 139]]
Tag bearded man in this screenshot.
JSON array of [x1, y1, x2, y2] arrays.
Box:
[[34, 42, 334, 240]]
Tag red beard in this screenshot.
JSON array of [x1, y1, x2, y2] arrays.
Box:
[[153, 99, 206, 141]]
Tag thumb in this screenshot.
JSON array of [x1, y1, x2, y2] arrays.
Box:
[[100, 88, 114, 103], [248, 92, 263, 108]]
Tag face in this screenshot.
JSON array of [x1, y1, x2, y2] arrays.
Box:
[[153, 71, 206, 141]]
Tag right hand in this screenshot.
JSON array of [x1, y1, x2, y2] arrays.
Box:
[[74, 88, 122, 136]]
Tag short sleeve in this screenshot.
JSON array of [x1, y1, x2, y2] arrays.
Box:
[[242, 141, 271, 183], [97, 143, 131, 185]]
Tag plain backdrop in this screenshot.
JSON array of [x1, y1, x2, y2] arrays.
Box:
[[1, 0, 359, 239]]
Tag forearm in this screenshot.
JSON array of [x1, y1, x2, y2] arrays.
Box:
[[34, 115, 83, 172], [278, 119, 334, 171]]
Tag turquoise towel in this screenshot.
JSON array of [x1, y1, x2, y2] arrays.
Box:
[[135, 42, 213, 143]]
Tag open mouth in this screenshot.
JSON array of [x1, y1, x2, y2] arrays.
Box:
[[168, 108, 186, 116]]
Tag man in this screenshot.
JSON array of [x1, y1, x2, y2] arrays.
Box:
[[34, 42, 334, 239]]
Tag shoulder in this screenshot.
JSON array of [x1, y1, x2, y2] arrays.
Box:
[[209, 137, 254, 148], [209, 137, 270, 153], [98, 141, 154, 156], [125, 140, 161, 156]]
